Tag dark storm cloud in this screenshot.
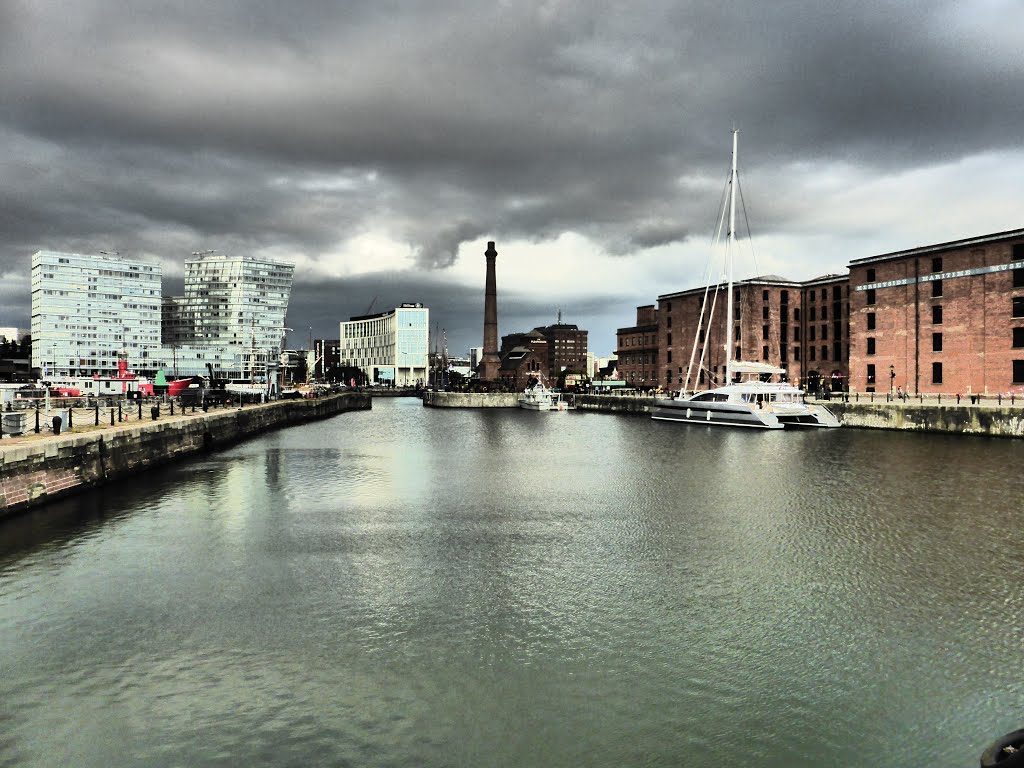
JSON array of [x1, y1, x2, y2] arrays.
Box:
[[2, 0, 1022, 350]]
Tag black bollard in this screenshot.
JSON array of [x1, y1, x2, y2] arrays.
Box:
[[138, 400, 143, 420], [110, 408, 115, 426], [35, 402, 40, 433], [52, 415, 62, 435], [95, 403, 100, 425], [151, 405, 159, 421], [118, 403, 122, 422], [68, 408, 73, 430]]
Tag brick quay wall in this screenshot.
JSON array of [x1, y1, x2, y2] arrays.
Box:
[[824, 399, 1024, 437], [568, 393, 1024, 436], [0, 393, 370, 519], [423, 391, 521, 408]]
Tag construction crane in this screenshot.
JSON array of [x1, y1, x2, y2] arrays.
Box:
[[365, 295, 378, 315]]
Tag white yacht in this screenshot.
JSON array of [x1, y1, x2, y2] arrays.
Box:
[[651, 362, 840, 429], [651, 130, 840, 430], [519, 380, 554, 411]]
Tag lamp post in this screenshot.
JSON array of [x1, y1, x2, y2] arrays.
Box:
[[889, 364, 895, 396], [279, 327, 293, 397]]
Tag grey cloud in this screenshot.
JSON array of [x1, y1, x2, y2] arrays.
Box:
[[2, 0, 1022, 350]]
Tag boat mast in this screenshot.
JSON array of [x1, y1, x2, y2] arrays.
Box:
[[724, 129, 738, 383]]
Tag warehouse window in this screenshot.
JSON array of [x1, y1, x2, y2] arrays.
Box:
[[1014, 360, 1024, 384], [1014, 297, 1024, 318], [867, 312, 876, 330], [867, 337, 876, 355], [1014, 328, 1024, 348], [932, 333, 943, 352], [932, 305, 942, 325], [932, 362, 943, 384]]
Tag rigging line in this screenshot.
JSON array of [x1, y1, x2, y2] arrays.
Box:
[[736, 172, 759, 279], [684, 172, 732, 392], [736, 171, 786, 369], [692, 278, 722, 390]]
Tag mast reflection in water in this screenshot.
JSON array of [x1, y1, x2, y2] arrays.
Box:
[[2, 398, 1023, 767]]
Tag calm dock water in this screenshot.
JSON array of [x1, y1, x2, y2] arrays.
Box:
[[2, 397, 1022, 767]]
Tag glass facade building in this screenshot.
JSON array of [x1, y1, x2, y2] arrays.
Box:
[[339, 303, 429, 386], [163, 253, 294, 379], [30, 250, 163, 378], [30, 250, 294, 383]]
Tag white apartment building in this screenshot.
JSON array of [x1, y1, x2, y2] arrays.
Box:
[[339, 303, 429, 386], [30, 250, 163, 378], [163, 253, 295, 380], [30, 250, 295, 384]]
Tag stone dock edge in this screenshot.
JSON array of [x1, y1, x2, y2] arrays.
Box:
[[425, 390, 1024, 437], [0, 392, 370, 519]]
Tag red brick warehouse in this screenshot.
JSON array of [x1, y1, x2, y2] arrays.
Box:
[[848, 228, 1024, 395]]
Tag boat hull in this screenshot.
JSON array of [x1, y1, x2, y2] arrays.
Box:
[[518, 398, 553, 411], [650, 398, 783, 429], [775, 405, 841, 428]]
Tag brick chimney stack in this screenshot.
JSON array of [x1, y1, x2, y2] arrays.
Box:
[[479, 241, 501, 380]]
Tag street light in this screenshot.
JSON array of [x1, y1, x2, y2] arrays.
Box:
[[279, 327, 293, 397]]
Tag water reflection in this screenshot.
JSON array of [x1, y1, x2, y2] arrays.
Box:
[[1, 398, 1023, 766]]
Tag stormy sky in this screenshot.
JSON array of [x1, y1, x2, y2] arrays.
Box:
[[2, 1, 1022, 355]]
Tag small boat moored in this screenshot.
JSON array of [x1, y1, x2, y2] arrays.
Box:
[[519, 379, 554, 411]]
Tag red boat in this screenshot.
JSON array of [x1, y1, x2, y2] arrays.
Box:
[[167, 377, 203, 396]]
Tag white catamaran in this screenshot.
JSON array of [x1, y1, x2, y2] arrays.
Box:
[[650, 130, 840, 430]]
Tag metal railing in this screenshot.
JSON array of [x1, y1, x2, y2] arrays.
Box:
[[811, 391, 1023, 407], [0, 392, 255, 439]]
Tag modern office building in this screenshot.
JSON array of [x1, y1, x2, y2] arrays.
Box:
[[163, 252, 294, 379], [31, 250, 294, 384], [30, 250, 163, 379], [338, 303, 429, 386]]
